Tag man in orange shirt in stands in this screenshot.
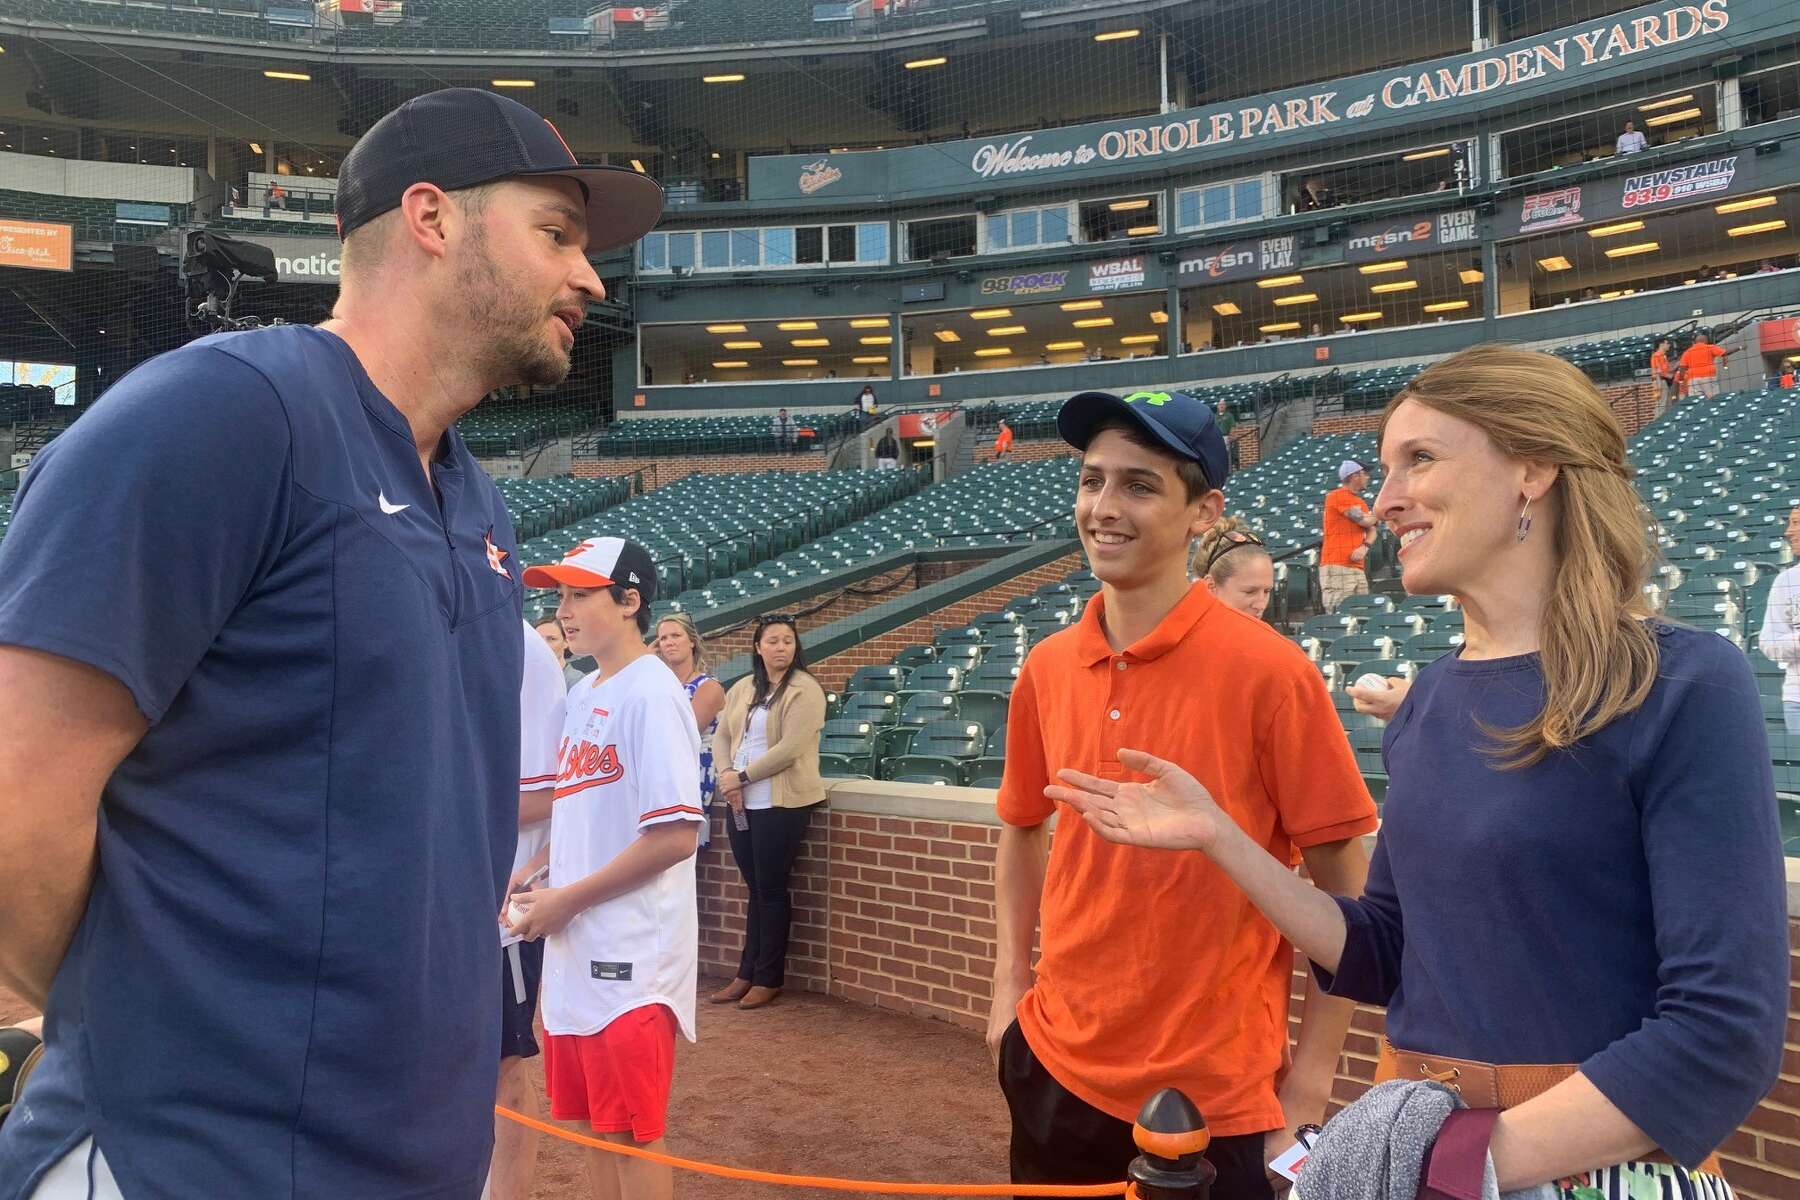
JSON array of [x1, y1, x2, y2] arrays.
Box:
[[1678, 332, 1730, 399], [1649, 338, 1677, 417], [988, 388, 1375, 1198], [993, 419, 1015, 458], [1319, 461, 1378, 613]]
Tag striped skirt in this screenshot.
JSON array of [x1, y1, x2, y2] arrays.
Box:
[[1552, 1160, 1734, 1200]]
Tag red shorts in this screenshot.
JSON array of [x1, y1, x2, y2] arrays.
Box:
[[543, 1005, 678, 1143]]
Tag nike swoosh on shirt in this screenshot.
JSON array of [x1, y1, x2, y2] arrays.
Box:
[[378, 492, 410, 515]]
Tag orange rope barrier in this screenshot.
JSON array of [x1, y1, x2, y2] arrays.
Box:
[[494, 1105, 1127, 1196]]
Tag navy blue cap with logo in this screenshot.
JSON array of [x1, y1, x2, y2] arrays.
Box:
[[334, 87, 664, 253], [1057, 389, 1232, 491]]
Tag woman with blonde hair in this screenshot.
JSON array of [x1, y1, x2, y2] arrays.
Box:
[[655, 613, 725, 850], [1049, 344, 1786, 1198], [1191, 516, 1273, 621]]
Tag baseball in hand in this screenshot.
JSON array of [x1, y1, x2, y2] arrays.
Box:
[[1354, 673, 1391, 693]]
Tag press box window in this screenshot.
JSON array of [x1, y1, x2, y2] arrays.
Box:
[[1175, 179, 1266, 230], [905, 215, 978, 261]]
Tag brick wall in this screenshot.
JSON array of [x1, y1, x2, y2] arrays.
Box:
[[695, 795, 1800, 1200], [572, 450, 828, 491], [1230, 424, 1261, 466], [973, 439, 1075, 467], [1312, 413, 1383, 437], [805, 552, 1087, 693], [1606, 382, 1659, 437]]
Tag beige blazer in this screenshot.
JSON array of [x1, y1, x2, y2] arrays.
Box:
[[713, 671, 828, 809]]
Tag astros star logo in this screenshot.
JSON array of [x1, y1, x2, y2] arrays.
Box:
[[484, 529, 511, 579]]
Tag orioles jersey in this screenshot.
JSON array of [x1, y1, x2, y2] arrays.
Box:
[[542, 654, 704, 1041]]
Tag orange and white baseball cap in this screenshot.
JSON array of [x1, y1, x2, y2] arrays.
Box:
[[522, 536, 657, 602]]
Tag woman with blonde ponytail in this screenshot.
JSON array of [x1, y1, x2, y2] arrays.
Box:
[[1191, 515, 1274, 620], [1047, 345, 1787, 1199]]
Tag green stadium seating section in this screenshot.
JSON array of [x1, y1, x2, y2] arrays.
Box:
[[573, 412, 859, 459]]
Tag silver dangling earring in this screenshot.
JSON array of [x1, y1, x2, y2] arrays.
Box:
[[1516, 497, 1533, 543]]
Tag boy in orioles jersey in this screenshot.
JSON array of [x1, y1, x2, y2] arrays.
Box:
[[506, 536, 703, 1200]]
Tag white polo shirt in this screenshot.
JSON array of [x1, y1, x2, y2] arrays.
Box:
[[543, 653, 705, 1041], [515, 620, 569, 874]]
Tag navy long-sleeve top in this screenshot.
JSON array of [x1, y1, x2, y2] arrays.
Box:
[[1318, 622, 1789, 1168]]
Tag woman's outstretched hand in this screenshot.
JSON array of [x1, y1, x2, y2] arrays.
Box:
[[1044, 749, 1229, 853]]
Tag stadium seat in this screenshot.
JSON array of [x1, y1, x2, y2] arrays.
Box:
[[840, 692, 899, 725], [883, 720, 988, 785], [819, 719, 880, 776]]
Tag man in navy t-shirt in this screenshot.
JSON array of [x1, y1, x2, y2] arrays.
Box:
[[0, 89, 662, 1199]]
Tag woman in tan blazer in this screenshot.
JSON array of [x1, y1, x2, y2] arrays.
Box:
[[709, 617, 827, 1009]]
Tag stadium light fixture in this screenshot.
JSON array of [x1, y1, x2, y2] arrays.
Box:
[[1046, 340, 1084, 351], [721, 340, 762, 349], [987, 325, 1027, 335], [791, 338, 830, 347], [1094, 29, 1141, 41], [1072, 317, 1114, 328], [969, 308, 1013, 319], [1211, 302, 1241, 316], [249, 141, 263, 155], [1401, 148, 1450, 161], [1638, 93, 1694, 111], [777, 320, 819, 330], [713, 361, 749, 368], [850, 317, 891, 327], [1060, 299, 1105, 311], [1423, 300, 1470, 313], [1602, 241, 1659, 257], [859, 336, 893, 345], [263, 70, 311, 82], [1271, 292, 1319, 306], [1459, 266, 1485, 284], [1149, 310, 1168, 324], [853, 356, 889, 365], [703, 74, 746, 84], [1727, 219, 1787, 236], [974, 347, 1012, 357], [1259, 322, 1301, 333], [1119, 335, 1160, 345], [1256, 274, 1304, 289], [1126, 224, 1161, 236], [783, 359, 819, 366], [1644, 107, 1701, 127], [1536, 256, 1573, 271], [1716, 195, 1777, 214], [492, 80, 536, 88], [1369, 280, 1418, 293], [1108, 199, 1151, 212], [904, 57, 947, 69], [1339, 312, 1383, 323], [629, 159, 647, 173], [1586, 220, 1645, 238], [932, 329, 961, 343], [705, 324, 747, 333], [1358, 260, 1408, 274]]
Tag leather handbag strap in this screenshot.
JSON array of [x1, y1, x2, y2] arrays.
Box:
[[1377, 1041, 1724, 1177]]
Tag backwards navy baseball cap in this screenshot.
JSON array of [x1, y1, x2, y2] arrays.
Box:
[[335, 88, 664, 252], [1057, 389, 1231, 491]]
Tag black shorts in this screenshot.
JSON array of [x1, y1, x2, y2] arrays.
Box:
[[500, 938, 545, 1061], [997, 1020, 1275, 1200]]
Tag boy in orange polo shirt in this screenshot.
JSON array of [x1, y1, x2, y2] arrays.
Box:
[[988, 388, 1376, 1198]]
